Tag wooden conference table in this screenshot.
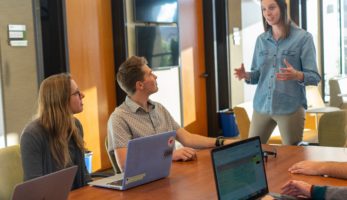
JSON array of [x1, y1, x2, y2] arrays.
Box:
[[68, 145, 347, 200]]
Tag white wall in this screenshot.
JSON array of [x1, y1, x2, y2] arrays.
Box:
[[229, 0, 244, 107], [241, 0, 263, 102], [151, 67, 181, 125]]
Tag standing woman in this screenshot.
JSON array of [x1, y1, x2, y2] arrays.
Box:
[[234, 0, 321, 145], [20, 73, 91, 189]]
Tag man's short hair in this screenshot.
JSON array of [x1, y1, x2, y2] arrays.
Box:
[[117, 56, 148, 95]]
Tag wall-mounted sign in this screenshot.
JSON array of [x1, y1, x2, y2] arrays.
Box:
[[8, 24, 28, 47]]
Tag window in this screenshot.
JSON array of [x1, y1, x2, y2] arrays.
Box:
[[321, 0, 341, 101], [313, 0, 347, 101]]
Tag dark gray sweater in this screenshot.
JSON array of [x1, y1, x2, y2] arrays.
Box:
[[313, 185, 347, 200], [20, 118, 91, 190]]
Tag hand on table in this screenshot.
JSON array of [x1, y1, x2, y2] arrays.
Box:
[[172, 147, 197, 161], [288, 160, 323, 176], [281, 180, 312, 198]]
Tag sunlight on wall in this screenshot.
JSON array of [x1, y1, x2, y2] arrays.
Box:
[[0, 136, 4, 148], [74, 86, 100, 171], [6, 132, 19, 146], [0, 83, 4, 148], [181, 47, 197, 126]]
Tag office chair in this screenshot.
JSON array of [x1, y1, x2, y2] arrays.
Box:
[[105, 137, 121, 174], [329, 78, 347, 109], [306, 85, 325, 108], [233, 105, 284, 144], [0, 145, 23, 200], [318, 110, 347, 147], [233, 106, 250, 140]]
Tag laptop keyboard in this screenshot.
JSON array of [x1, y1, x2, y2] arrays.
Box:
[[107, 179, 123, 186]]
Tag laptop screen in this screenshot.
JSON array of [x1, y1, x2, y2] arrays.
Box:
[[211, 137, 268, 200], [11, 166, 77, 200]]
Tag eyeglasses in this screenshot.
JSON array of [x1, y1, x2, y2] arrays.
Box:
[[71, 90, 82, 98], [263, 148, 277, 162]]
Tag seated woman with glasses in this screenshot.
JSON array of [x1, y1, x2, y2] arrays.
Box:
[[20, 73, 91, 189]]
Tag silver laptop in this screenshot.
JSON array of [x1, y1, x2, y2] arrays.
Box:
[[89, 131, 176, 190], [11, 165, 77, 200], [211, 136, 297, 200]]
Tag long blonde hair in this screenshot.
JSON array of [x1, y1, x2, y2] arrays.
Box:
[[37, 73, 84, 168]]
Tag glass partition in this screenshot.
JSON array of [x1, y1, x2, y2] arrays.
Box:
[[322, 0, 341, 101]]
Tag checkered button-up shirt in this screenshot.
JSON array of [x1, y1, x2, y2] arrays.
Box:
[[107, 96, 181, 150]]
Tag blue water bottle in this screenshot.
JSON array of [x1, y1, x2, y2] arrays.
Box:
[[219, 109, 239, 137]]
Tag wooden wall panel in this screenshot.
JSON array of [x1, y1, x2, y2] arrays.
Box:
[[65, 0, 116, 171], [180, 0, 208, 136]]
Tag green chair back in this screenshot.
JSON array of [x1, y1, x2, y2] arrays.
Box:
[[0, 145, 23, 200], [329, 79, 344, 108], [318, 111, 347, 147]]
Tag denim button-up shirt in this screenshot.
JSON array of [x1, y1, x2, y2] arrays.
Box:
[[247, 24, 321, 115]]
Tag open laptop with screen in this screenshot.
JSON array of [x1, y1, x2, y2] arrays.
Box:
[[11, 165, 77, 200], [89, 131, 176, 190], [211, 136, 297, 200]]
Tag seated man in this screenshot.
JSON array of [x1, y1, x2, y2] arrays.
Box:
[[107, 56, 235, 171], [281, 180, 347, 199], [288, 160, 347, 179], [281, 158, 347, 199]]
